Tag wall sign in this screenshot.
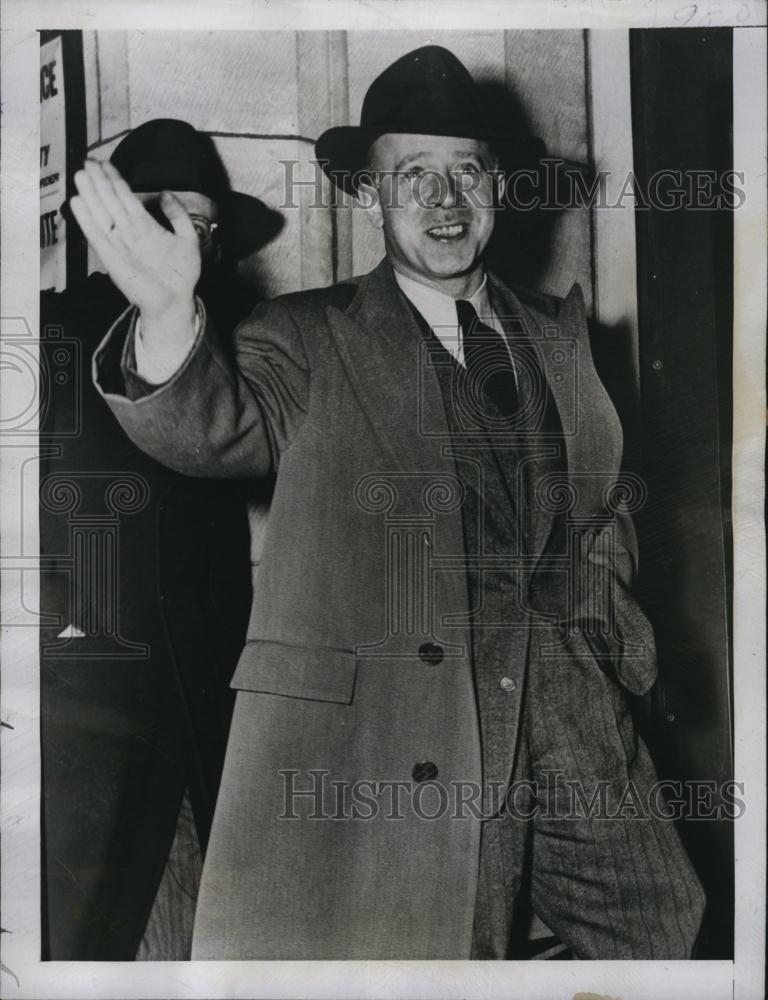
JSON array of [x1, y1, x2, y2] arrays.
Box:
[[40, 35, 67, 291]]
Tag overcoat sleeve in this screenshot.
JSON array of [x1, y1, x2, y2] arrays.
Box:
[[92, 297, 310, 479], [581, 516, 658, 696]]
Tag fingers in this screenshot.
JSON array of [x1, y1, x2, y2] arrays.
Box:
[[70, 165, 139, 267], [69, 192, 112, 258], [69, 195, 130, 274], [101, 160, 147, 218], [71, 158, 165, 253], [85, 157, 141, 229], [72, 165, 114, 237], [72, 160, 198, 250], [160, 191, 198, 242]]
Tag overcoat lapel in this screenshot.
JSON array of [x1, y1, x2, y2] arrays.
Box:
[[325, 258, 470, 656], [324, 261, 590, 615], [490, 276, 621, 483], [329, 260, 586, 485], [325, 258, 452, 476]]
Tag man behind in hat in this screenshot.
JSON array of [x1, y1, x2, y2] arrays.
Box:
[[39, 119, 281, 959], [72, 51, 705, 959]]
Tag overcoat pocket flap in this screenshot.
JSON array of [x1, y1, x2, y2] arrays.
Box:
[[230, 639, 358, 704]]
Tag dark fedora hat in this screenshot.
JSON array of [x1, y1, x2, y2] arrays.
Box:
[[110, 118, 282, 259], [315, 45, 545, 194]]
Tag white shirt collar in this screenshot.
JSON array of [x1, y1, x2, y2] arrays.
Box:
[[392, 267, 498, 367]]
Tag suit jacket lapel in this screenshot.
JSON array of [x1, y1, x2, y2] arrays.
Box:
[[485, 275, 571, 566], [490, 276, 623, 524]]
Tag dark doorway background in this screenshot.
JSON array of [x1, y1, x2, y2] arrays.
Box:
[[629, 27, 734, 959]]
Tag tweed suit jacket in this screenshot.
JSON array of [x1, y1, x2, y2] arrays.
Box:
[[93, 256, 702, 959]]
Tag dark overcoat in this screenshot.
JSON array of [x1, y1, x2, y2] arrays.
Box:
[[40, 273, 253, 959]]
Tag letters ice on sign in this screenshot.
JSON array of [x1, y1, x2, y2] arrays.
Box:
[[40, 36, 66, 291]]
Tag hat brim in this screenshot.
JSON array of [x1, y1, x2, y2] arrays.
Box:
[[315, 125, 546, 195], [62, 184, 283, 262], [218, 190, 284, 259]]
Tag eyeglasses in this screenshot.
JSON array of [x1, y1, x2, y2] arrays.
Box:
[[362, 167, 498, 209], [188, 215, 219, 246], [143, 202, 220, 246]]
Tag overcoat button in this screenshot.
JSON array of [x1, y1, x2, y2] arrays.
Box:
[[418, 642, 443, 665], [412, 761, 438, 783], [500, 676, 516, 692]]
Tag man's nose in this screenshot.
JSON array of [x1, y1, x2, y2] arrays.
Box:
[[421, 170, 459, 208]]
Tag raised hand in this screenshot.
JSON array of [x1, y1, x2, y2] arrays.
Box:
[[70, 159, 200, 323]]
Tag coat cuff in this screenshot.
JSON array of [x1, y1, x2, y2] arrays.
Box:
[[92, 297, 206, 402]]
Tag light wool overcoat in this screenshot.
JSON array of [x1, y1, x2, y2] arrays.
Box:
[[95, 258, 704, 959]]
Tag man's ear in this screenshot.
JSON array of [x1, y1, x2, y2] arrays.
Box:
[[356, 180, 384, 230], [494, 167, 507, 206]]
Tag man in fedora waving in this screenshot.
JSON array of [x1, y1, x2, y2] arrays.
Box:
[[72, 47, 704, 960]]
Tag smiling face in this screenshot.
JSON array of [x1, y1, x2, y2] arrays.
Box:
[[360, 133, 502, 297]]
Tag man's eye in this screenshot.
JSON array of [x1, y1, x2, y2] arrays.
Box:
[[403, 166, 424, 179], [457, 163, 481, 174]]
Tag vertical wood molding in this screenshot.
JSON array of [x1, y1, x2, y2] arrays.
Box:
[[587, 29, 639, 400], [296, 32, 334, 289], [82, 30, 100, 148], [97, 32, 130, 139], [327, 31, 352, 283], [296, 30, 351, 287]]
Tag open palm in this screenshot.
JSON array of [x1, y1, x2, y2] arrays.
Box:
[[70, 159, 200, 321]]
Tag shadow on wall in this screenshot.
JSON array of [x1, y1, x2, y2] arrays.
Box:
[[480, 78, 560, 292], [478, 80, 641, 449], [186, 132, 286, 303]]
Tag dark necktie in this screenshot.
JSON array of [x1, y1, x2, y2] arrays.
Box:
[[455, 298, 519, 417]]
